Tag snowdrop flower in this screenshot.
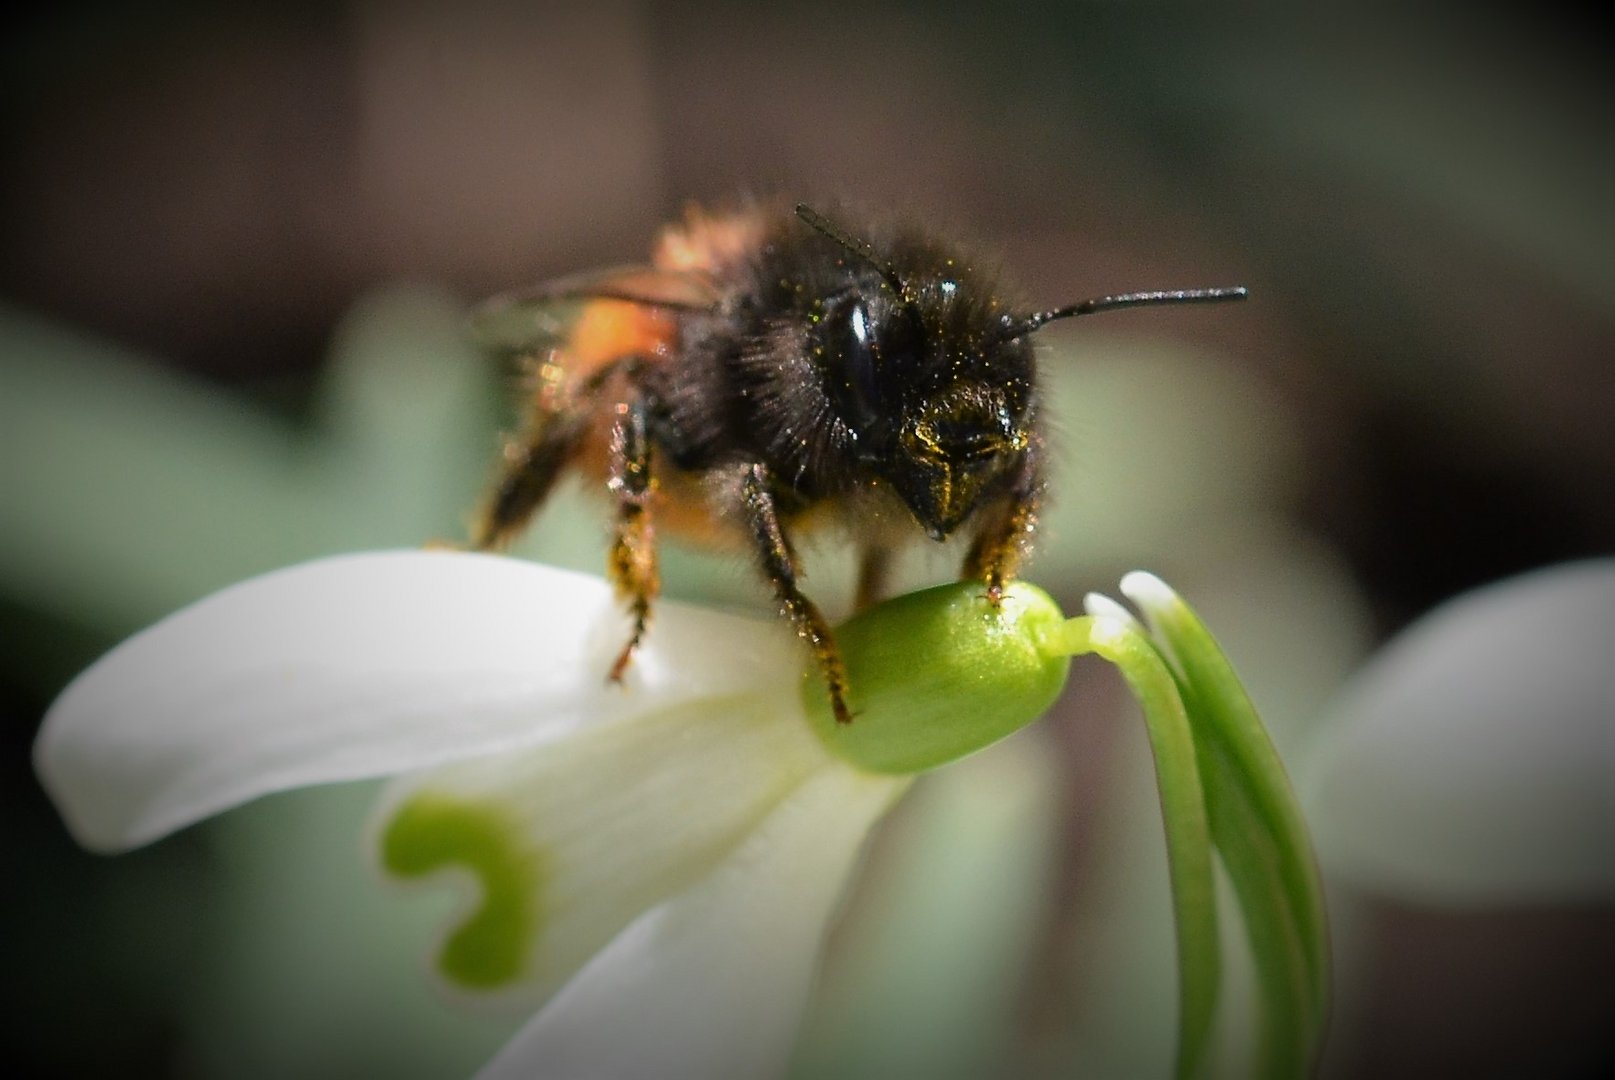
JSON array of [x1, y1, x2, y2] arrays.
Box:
[[35, 550, 1324, 1079]]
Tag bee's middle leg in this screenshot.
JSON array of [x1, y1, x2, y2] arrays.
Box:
[[741, 464, 854, 724], [605, 390, 659, 683]]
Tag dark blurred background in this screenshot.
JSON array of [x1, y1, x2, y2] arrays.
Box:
[[3, 3, 1611, 1078]]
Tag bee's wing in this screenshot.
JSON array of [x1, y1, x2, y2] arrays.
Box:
[[471, 265, 723, 353]]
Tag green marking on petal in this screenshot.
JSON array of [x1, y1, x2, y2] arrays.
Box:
[[803, 580, 1070, 773], [380, 793, 544, 989]]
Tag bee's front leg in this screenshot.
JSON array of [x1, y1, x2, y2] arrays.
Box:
[[740, 464, 855, 724], [962, 450, 1044, 605], [605, 383, 660, 683]]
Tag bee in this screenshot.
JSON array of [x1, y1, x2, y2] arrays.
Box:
[[470, 199, 1245, 724]]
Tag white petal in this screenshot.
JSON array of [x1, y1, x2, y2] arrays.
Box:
[[478, 764, 909, 1080], [35, 550, 801, 852], [374, 688, 831, 1006], [1303, 560, 1615, 904], [1116, 570, 1180, 656], [1083, 590, 1146, 636]]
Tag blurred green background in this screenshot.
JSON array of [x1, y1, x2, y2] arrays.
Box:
[[3, 3, 1610, 1077]]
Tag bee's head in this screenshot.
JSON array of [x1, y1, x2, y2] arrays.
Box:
[[892, 379, 1034, 540], [795, 203, 1247, 540], [813, 280, 1035, 540]]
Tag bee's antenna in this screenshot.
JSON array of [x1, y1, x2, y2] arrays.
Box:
[[795, 204, 911, 301], [1000, 286, 1248, 341]]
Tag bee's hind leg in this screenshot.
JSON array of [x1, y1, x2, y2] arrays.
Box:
[[471, 415, 588, 551], [605, 387, 660, 683], [471, 358, 625, 551]]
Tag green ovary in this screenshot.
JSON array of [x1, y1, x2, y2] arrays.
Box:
[[380, 793, 544, 989], [803, 580, 1071, 773]]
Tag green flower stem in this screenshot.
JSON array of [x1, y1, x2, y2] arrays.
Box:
[[1197, 742, 1318, 1080], [1127, 577, 1330, 1079], [1050, 615, 1220, 1080]]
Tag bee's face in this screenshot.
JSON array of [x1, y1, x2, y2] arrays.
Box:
[[814, 277, 1036, 539]]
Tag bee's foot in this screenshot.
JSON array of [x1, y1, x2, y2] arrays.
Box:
[[606, 620, 649, 685]]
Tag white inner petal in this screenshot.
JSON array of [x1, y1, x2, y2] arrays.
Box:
[[375, 686, 833, 1006], [35, 550, 802, 851], [477, 763, 909, 1080]]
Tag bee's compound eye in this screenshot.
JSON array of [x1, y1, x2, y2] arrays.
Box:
[[837, 299, 883, 433]]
